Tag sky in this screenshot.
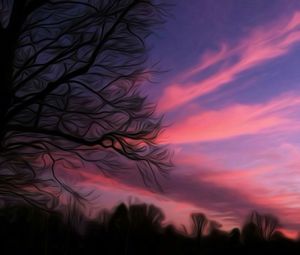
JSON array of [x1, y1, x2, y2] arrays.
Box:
[[78, 0, 300, 237]]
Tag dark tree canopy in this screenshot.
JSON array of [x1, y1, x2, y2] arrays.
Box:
[[0, 0, 171, 209], [242, 211, 280, 242]]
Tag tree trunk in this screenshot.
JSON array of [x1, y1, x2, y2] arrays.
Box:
[[0, 1, 26, 139], [0, 28, 13, 127]]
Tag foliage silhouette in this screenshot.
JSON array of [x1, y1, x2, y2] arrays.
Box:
[[0, 203, 299, 255], [0, 0, 171, 209]]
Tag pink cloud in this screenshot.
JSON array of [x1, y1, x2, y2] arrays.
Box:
[[176, 139, 300, 231], [73, 147, 300, 236], [78, 170, 218, 229], [171, 165, 300, 234], [180, 43, 229, 80], [160, 93, 300, 144], [177, 159, 300, 234], [159, 11, 300, 112]]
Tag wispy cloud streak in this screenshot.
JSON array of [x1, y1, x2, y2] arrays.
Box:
[[160, 93, 300, 143], [159, 11, 300, 112]]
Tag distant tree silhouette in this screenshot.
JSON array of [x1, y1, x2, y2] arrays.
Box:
[[251, 211, 279, 241], [128, 203, 164, 230], [0, 203, 298, 255], [229, 227, 241, 245], [0, 0, 171, 209], [242, 211, 280, 242], [191, 212, 209, 239], [209, 220, 222, 232]]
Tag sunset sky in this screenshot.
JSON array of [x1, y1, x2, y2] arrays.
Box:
[[79, 0, 300, 237]]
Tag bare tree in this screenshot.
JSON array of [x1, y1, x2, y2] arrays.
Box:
[[251, 211, 279, 241], [128, 203, 165, 229], [191, 213, 209, 239], [0, 0, 171, 209], [244, 211, 279, 241]]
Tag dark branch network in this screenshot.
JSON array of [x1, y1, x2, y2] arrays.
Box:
[[0, 0, 171, 209]]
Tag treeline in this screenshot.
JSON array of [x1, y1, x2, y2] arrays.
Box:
[[0, 202, 299, 255]]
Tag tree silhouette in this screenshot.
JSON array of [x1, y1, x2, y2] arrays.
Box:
[[0, 0, 171, 209], [250, 211, 279, 241], [0, 203, 298, 255], [191, 212, 209, 239], [242, 211, 280, 242]]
